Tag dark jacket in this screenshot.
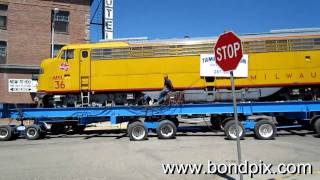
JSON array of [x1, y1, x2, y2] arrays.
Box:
[[164, 79, 173, 91]]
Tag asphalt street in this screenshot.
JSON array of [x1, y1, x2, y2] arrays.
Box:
[[0, 129, 319, 180]]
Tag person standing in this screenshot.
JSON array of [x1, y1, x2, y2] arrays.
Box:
[[158, 74, 173, 104]]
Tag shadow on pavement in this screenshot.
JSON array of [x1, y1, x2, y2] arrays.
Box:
[[277, 130, 315, 137], [31, 128, 317, 141], [216, 172, 236, 180]]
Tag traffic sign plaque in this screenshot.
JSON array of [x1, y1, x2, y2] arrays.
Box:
[[8, 79, 37, 93], [214, 31, 243, 71]]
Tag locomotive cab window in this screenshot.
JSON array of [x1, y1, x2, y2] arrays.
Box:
[[60, 49, 74, 60]]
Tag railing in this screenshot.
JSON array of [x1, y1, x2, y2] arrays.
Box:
[[91, 37, 320, 60]]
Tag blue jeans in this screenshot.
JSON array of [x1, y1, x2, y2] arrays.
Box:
[[158, 88, 170, 103]]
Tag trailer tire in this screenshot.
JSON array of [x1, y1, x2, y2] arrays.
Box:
[[210, 116, 222, 130], [50, 124, 65, 135], [25, 125, 41, 140], [254, 120, 276, 140], [39, 126, 47, 138], [314, 118, 320, 136], [40, 130, 47, 139], [276, 116, 295, 126], [156, 120, 177, 139], [170, 118, 179, 128], [73, 125, 86, 134], [0, 126, 13, 141], [221, 117, 234, 130], [224, 120, 245, 140], [126, 121, 134, 133], [128, 121, 148, 141]]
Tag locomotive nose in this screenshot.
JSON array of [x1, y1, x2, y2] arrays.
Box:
[[36, 58, 51, 91]]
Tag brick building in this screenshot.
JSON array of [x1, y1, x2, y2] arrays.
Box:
[[0, 0, 91, 103]]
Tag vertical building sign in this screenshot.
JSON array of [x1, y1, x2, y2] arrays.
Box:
[[104, 0, 113, 40]]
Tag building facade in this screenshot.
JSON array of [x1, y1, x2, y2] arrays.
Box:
[[0, 0, 91, 103]]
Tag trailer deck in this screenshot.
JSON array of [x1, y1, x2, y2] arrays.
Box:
[[1, 101, 320, 141]]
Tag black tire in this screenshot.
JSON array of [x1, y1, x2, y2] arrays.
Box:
[[254, 120, 277, 140], [276, 116, 296, 126], [156, 120, 177, 139], [40, 130, 47, 139], [73, 125, 86, 134], [127, 121, 148, 141], [314, 118, 320, 135], [126, 121, 134, 134], [25, 125, 41, 140], [39, 125, 47, 138], [210, 116, 222, 130], [50, 123, 65, 135], [221, 117, 234, 130], [0, 126, 13, 141], [170, 118, 179, 128], [224, 120, 245, 140]]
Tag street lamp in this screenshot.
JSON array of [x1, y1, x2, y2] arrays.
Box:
[[51, 8, 59, 58]]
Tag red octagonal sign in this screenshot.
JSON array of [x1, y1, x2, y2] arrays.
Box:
[[214, 31, 243, 71]]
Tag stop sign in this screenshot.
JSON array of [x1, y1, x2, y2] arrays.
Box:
[[214, 32, 243, 71]]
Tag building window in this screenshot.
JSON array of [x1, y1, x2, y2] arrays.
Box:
[[53, 10, 69, 33], [0, 41, 7, 64], [0, 4, 8, 30], [53, 44, 65, 57]]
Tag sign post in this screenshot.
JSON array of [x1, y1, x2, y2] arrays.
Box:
[[230, 70, 242, 180], [214, 31, 243, 180]]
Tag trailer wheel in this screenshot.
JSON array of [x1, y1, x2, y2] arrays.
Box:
[[50, 123, 65, 134], [170, 118, 179, 128], [0, 126, 13, 141], [221, 117, 234, 130], [72, 125, 86, 134], [40, 130, 47, 139], [39, 125, 47, 138], [156, 120, 177, 139], [126, 121, 134, 133], [224, 120, 245, 140], [25, 125, 41, 140], [314, 118, 320, 136], [128, 121, 148, 141], [210, 116, 222, 130], [254, 120, 276, 140]]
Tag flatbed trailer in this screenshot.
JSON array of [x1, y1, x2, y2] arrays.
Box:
[[1, 101, 320, 141]]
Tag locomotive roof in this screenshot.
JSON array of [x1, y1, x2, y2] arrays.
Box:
[[63, 28, 320, 50]]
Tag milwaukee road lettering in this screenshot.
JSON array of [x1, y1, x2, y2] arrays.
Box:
[[249, 72, 317, 81]]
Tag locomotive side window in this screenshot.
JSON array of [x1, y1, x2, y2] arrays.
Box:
[[82, 51, 88, 58], [103, 49, 112, 59], [92, 48, 112, 60]]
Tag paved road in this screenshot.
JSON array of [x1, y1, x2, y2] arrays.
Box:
[[0, 130, 319, 180]]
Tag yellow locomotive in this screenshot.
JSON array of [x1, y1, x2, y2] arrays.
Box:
[[37, 29, 320, 107]]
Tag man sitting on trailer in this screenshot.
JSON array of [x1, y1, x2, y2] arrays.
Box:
[[157, 74, 173, 104]]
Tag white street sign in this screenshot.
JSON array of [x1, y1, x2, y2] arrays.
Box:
[[104, 0, 114, 40], [200, 54, 248, 77], [8, 79, 37, 93]]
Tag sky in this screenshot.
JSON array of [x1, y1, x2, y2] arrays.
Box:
[[110, 0, 320, 39]]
